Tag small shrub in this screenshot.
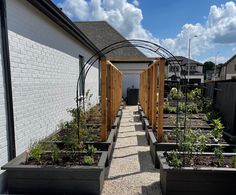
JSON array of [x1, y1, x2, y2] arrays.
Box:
[[83, 156, 95, 165], [164, 102, 176, 114], [85, 145, 97, 156], [51, 144, 59, 163], [211, 118, 224, 142], [163, 134, 169, 142], [182, 128, 197, 163], [167, 150, 182, 168], [214, 146, 223, 167], [29, 143, 43, 162], [169, 88, 183, 100], [186, 102, 199, 114], [196, 133, 208, 154]]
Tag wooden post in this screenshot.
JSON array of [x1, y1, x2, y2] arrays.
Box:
[[107, 65, 111, 130], [101, 58, 107, 142], [152, 62, 158, 129], [157, 59, 165, 142]]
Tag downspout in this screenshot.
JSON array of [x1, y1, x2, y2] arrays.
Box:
[[0, 0, 16, 160]]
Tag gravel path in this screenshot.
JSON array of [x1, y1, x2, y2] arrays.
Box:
[[102, 106, 162, 195]]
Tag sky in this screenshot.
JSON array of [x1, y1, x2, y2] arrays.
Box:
[[52, 0, 236, 64]]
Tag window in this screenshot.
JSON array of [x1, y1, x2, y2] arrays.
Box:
[[234, 64, 236, 71], [79, 55, 85, 96], [169, 66, 179, 72], [190, 66, 196, 71]]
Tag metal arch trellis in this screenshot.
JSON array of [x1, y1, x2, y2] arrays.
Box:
[[76, 39, 188, 148]]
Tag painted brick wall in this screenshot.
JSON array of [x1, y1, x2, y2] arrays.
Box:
[[6, 0, 99, 155], [0, 16, 8, 193]]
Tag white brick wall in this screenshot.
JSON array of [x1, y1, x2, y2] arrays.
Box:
[[5, 0, 99, 155], [0, 16, 8, 192]]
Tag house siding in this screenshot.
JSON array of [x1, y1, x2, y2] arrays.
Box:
[[226, 57, 236, 80]]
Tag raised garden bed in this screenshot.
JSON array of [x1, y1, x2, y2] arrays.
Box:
[[158, 151, 236, 195], [163, 117, 212, 130], [2, 151, 107, 195], [149, 130, 236, 168], [43, 127, 116, 167]]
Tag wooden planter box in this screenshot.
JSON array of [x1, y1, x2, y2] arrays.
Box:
[[112, 116, 121, 132], [143, 118, 151, 145], [2, 151, 108, 195], [149, 131, 236, 168], [140, 111, 146, 130], [157, 151, 236, 195]]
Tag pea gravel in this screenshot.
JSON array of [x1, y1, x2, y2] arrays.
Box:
[[102, 106, 162, 195]]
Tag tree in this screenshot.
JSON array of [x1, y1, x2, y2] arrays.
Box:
[[203, 61, 215, 71]]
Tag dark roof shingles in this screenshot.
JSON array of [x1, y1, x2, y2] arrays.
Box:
[[74, 21, 146, 58]]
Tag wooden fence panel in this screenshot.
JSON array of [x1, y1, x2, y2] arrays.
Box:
[[101, 59, 122, 141], [139, 58, 166, 142]]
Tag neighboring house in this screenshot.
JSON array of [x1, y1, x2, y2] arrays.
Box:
[[217, 55, 236, 80], [75, 21, 153, 99], [0, 0, 101, 192], [167, 56, 204, 83]]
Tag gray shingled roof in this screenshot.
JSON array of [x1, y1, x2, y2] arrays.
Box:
[[74, 21, 147, 59]]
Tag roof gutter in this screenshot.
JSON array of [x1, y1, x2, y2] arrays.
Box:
[[27, 0, 102, 55], [0, 0, 16, 160]]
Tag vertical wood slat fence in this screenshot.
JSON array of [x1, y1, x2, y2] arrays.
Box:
[[139, 58, 166, 142], [101, 58, 122, 142]]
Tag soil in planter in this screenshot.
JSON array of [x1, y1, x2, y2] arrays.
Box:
[[49, 127, 102, 143], [160, 130, 228, 145], [163, 118, 211, 129], [23, 152, 100, 167], [165, 152, 236, 168]]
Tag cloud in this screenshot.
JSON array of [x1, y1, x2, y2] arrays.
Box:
[[201, 55, 228, 64], [161, 1, 236, 57], [133, 0, 139, 7], [207, 1, 236, 44], [58, 0, 236, 58], [58, 0, 159, 45]]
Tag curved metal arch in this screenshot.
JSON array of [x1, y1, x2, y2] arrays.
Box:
[[76, 39, 187, 142], [76, 39, 185, 103]]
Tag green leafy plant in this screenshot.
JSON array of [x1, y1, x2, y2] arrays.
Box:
[[189, 88, 201, 102], [164, 102, 176, 114], [186, 102, 199, 114], [196, 133, 209, 155], [182, 128, 197, 163], [85, 145, 97, 156], [163, 133, 169, 142], [29, 143, 44, 162], [167, 150, 183, 168], [51, 144, 59, 163], [211, 118, 224, 142], [168, 87, 184, 100], [83, 145, 97, 165], [214, 145, 223, 167], [83, 156, 95, 165], [232, 156, 236, 168]]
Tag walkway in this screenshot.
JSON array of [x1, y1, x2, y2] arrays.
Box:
[[102, 106, 162, 195]]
